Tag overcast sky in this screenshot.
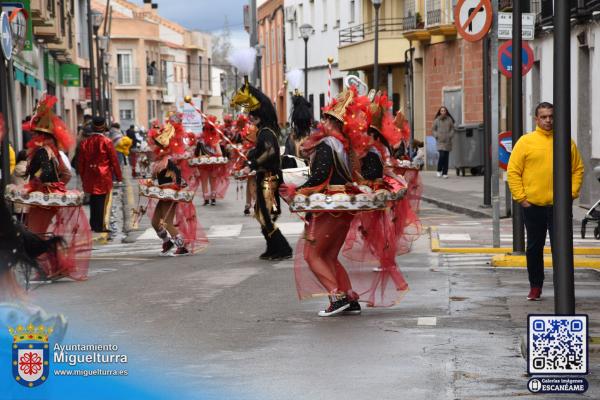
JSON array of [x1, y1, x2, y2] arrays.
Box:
[[129, 0, 250, 49]]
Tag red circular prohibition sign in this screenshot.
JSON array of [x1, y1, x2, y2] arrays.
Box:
[[454, 0, 493, 42]]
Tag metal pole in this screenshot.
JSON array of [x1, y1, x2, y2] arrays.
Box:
[[249, 0, 258, 85], [483, 36, 492, 206], [373, 4, 381, 91], [491, 0, 500, 247], [304, 38, 308, 99], [512, 0, 525, 253], [409, 46, 415, 147], [96, 37, 105, 118], [0, 58, 9, 190], [553, 0, 575, 315], [87, 0, 98, 116]]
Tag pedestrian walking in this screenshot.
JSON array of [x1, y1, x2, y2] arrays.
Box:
[[507, 102, 584, 301], [432, 106, 455, 178], [78, 117, 123, 233]]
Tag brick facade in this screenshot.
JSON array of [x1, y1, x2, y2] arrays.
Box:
[[424, 39, 483, 135]]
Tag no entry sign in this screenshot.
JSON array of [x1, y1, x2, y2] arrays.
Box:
[[498, 40, 534, 78], [454, 0, 493, 42]]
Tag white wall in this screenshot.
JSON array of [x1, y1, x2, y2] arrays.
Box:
[[591, 25, 600, 159], [284, 0, 362, 120]]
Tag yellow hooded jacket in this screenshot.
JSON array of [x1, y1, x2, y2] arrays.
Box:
[[115, 136, 133, 156], [507, 126, 584, 206]]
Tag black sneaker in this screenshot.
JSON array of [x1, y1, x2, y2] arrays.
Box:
[[174, 247, 190, 256], [244, 205, 251, 215], [268, 251, 293, 261], [344, 301, 362, 315], [318, 297, 350, 317], [204, 200, 210, 206], [161, 240, 174, 255], [211, 199, 216, 206]]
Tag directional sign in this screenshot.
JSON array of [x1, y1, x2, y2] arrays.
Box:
[[454, 0, 493, 42], [499, 131, 512, 170], [0, 12, 12, 60], [498, 40, 534, 78], [498, 12, 536, 40]]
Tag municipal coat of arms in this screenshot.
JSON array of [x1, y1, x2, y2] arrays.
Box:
[[9, 324, 52, 388]]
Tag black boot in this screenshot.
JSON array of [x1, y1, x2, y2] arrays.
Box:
[[259, 228, 275, 260], [267, 228, 292, 260]]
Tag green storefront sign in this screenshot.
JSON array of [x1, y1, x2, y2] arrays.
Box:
[[60, 63, 80, 87], [44, 51, 59, 84], [1, 0, 33, 51]]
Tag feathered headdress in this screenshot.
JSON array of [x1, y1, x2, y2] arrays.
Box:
[[394, 110, 411, 144], [369, 92, 402, 149], [202, 115, 221, 148], [290, 94, 312, 138], [29, 94, 75, 151], [147, 113, 186, 157], [229, 48, 260, 112], [235, 114, 249, 131]]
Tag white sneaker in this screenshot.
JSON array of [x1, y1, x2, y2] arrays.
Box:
[[436, 172, 442, 177], [442, 175, 448, 179], [372, 267, 383, 272]]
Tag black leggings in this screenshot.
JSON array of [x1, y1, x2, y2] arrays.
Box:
[[437, 150, 450, 175]]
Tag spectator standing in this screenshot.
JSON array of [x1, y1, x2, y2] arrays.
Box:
[[432, 106, 455, 179], [126, 125, 140, 175], [507, 102, 584, 301], [77, 117, 123, 233]]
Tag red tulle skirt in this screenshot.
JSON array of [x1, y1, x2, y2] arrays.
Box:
[[27, 205, 91, 281], [145, 199, 208, 253], [194, 164, 231, 199], [294, 211, 408, 307]]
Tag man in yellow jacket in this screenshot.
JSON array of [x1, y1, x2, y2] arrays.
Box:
[[507, 102, 584, 301]]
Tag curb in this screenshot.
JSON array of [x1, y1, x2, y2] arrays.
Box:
[[491, 254, 600, 269], [421, 195, 491, 219]]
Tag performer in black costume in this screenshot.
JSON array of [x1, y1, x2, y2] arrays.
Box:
[[231, 80, 293, 261], [282, 92, 312, 169]]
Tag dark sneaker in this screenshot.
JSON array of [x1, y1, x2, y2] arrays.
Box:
[[174, 247, 190, 256], [161, 240, 174, 255], [204, 200, 210, 206], [318, 297, 350, 317], [211, 199, 216, 206], [244, 205, 251, 215], [527, 287, 542, 301], [344, 301, 362, 315]]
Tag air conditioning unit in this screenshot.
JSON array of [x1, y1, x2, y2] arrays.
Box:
[[285, 6, 297, 22]]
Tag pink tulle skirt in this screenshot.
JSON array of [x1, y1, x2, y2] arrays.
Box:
[[27, 205, 91, 281], [194, 164, 231, 199]]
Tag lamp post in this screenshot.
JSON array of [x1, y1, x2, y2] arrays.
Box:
[[97, 35, 108, 119], [103, 52, 112, 124], [91, 9, 103, 117], [372, 0, 382, 91], [299, 23, 314, 100]]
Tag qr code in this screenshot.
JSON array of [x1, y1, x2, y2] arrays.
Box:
[[528, 315, 588, 375]]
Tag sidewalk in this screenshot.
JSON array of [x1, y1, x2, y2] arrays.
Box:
[[421, 170, 588, 223]]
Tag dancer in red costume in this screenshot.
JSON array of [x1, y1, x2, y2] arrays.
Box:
[[19, 95, 91, 281], [142, 115, 208, 256], [280, 88, 373, 316], [343, 93, 411, 306], [232, 116, 257, 215], [194, 115, 230, 206]]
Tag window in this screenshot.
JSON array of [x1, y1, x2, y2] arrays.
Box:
[[199, 56, 203, 89], [308, 94, 314, 118], [264, 30, 269, 65], [350, 0, 355, 23], [117, 51, 133, 85], [187, 56, 191, 88], [405, 0, 416, 17], [277, 28, 283, 62], [119, 100, 135, 123], [298, 4, 304, 26], [319, 93, 325, 119], [310, 0, 315, 26], [271, 27, 276, 64], [208, 58, 212, 91], [334, 0, 340, 28]]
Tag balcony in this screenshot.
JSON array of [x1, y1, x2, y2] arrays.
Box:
[[31, 0, 55, 27], [339, 18, 412, 46], [425, 8, 457, 37], [538, 0, 600, 27], [146, 72, 166, 88], [338, 18, 412, 70], [111, 68, 141, 88], [402, 15, 432, 42]]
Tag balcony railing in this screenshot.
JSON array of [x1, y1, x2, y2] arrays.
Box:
[[538, 0, 600, 27], [427, 9, 442, 26], [112, 68, 141, 86], [339, 17, 414, 46]]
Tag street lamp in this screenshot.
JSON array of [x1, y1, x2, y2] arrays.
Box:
[[372, 0, 382, 91], [299, 23, 314, 100]]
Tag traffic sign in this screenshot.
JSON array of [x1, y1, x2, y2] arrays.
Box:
[[498, 40, 534, 78], [498, 12, 536, 40], [0, 11, 13, 60], [499, 131, 512, 170], [454, 0, 493, 42]]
